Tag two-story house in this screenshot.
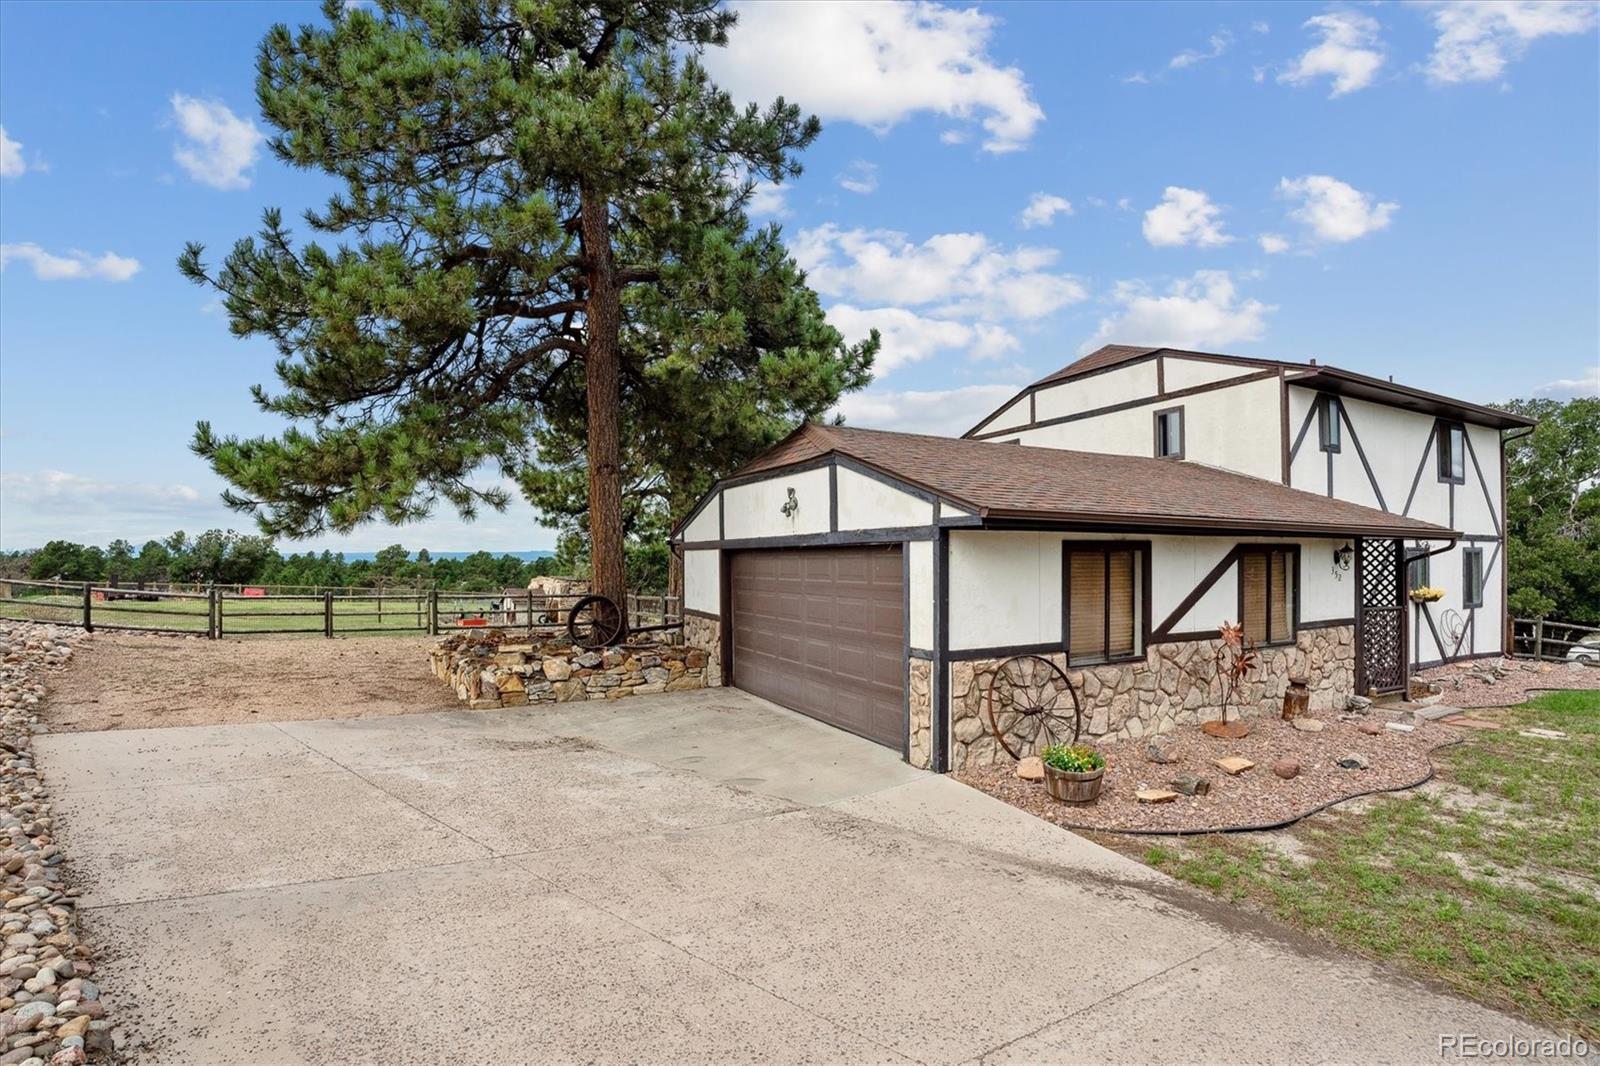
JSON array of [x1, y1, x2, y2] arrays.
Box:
[[671, 344, 1531, 773]]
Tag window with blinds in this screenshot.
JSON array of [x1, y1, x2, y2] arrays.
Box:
[[1239, 548, 1295, 645], [1065, 546, 1141, 664]]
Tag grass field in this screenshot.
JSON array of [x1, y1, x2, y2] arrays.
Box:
[[0, 591, 543, 637], [1132, 690, 1600, 1040]]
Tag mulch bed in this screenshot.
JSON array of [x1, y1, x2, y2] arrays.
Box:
[[954, 712, 1455, 835]]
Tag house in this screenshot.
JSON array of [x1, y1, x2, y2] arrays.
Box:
[[671, 404, 1462, 772], [962, 345, 1535, 672]]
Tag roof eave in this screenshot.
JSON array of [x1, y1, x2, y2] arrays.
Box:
[[978, 508, 1458, 541], [1285, 368, 1536, 429]]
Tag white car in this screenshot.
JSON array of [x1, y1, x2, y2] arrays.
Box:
[[1568, 635, 1600, 663]]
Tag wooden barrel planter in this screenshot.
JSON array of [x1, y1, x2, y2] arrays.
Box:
[[1043, 763, 1105, 805]]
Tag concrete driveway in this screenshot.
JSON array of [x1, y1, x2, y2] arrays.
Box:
[[36, 689, 1554, 1064]]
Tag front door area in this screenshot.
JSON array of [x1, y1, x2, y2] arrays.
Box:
[[1356, 537, 1407, 696]]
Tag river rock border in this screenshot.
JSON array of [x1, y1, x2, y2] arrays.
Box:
[[430, 632, 709, 708], [949, 625, 1356, 769], [0, 623, 112, 1065], [682, 615, 722, 688]]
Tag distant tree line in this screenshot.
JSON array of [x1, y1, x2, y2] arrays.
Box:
[[1501, 395, 1598, 625], [0, 529, 671, 595]]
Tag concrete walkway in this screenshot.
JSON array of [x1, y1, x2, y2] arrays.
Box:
[[36, 689, 1558, 1064]]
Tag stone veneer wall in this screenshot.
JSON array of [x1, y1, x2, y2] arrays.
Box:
[[949, 625, 1355, 769], [682, 614, 723, 687], [907, 658, 932, 769], [431, 637, 708, 708]]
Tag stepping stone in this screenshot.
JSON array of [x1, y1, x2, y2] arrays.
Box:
[[1518, 728, 1568, 740], [1213, 756, 1255, 776], [1385, 722, 1415, 733], [1291, 718, 1325, 733], [1016, 756, 1044, 781], [1414, 704, 1465, 721], [1136, 789, 1179, 804], [1439, 715, 1501, 731]]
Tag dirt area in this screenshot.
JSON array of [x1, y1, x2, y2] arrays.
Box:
[[1416, 657, 1600, 708], [956, 712, 1451, 834], [42, 632, 456, 731]]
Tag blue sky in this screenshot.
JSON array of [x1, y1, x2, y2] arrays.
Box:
[[2, 0, 1596, 553]]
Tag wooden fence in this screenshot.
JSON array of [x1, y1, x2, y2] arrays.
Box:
[[0, 579, 680, 641], [1510, 617, 1600, 662]]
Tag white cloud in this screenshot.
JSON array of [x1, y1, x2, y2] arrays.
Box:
[[1251, 21, 1271, 35], [826, 305, 1018, 376], [1085, 270, 1273, 353], [1123, 71, 1151, 85], [1018, 192, 1073, 229], [1171, 31, 1233, 70], [1278, 175, 1397, 243], [1424, 1, 1597, 85], [1142, 187, 1232, 248], [1258, 233, 1291, 254], [0, 127, 25, 178], [169, 93, 264, 190], [793, 224, 1087, 319], [0, 471, 203, 519], [1534, 365, 1600, 399], [706, 1, 1044, 153], [745, 180, 790, 219], [0, 243, 141, 282], [1278, 11, 1384, 96], [837, 160, 879, 195], [835, 383, 1025, 436]]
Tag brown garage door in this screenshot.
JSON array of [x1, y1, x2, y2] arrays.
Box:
[[730, 546, 905, 749]]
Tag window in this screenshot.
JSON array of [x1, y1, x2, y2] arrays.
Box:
[[1239, 548, 1295, 645], [1317, 395, 1342, 452], [1437, 422, 1465, 483], [1153, 407, 1183, 459], [1407, 552, 1430, 592], [1065, 545, 1143, 664], [1463, 548, 1484, 608]]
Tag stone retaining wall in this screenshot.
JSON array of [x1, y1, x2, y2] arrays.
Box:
[[949, 625, 1355, 769], [907, 658, 932, 769], [682, 614, 722, 687], [430, 633, 708, 709]]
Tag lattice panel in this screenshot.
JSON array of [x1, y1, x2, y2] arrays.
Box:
[[1360, 539, 1401, 610], [1361, 609, 1404, 692], [1358, 538, 1405, 694]]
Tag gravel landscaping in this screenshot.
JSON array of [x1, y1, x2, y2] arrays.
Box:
[[0, 623, 113, 1065], [956, 710, 1453, 834], [1415, 657, 1600, 709]]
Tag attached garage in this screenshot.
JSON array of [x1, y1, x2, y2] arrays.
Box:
[[728, 547, 905, 749]]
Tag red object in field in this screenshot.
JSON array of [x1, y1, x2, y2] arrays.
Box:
[[241, 587, 266, 597], [459, 617, 488, 627]]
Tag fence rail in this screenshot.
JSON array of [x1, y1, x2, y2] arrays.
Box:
[[0, 578, 680, 642], [1511, 617, 1600, 662]]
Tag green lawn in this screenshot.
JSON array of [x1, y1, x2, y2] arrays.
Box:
[[1136, 690, 1600, 1040]]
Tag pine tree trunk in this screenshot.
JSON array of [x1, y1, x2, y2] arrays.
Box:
[[579, 181, 629, 634]]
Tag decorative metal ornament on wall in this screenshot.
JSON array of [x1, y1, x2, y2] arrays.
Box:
[[780, 487, 798, 519], [982, 654, 1084, 760]]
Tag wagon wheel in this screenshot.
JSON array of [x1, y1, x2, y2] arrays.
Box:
[[567, 594, 626, 649], [982, 654, 1083, 761]]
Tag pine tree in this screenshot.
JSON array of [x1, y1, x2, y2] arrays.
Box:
[[181, 0, 876, 629]]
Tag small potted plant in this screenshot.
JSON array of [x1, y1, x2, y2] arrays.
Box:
[[1040, 743, 1106, 804], [1409, 586, 1444, 603]]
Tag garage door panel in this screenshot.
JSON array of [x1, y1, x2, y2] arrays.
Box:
[[730, 546, 905, 750]]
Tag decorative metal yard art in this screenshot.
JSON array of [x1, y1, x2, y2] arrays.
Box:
[[1202, 621, 1257, 740], [982, 654, 1084, 760], [567, 594, 627, 649]]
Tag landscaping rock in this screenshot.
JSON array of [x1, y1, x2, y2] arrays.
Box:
[[1385, 722, 1415, 733], [1273, 759, 1302, 780], [430, 633, 710, 708], [1290, 718, 1325, 733], [1213, 756, 1255, 776], [1337, 753, 1370, 770], [1135, 789, 1178, 804], [1357, 721, 1384, 736], [1015, 756, 1044, 782], [1144, 739, 1179, 765], [1346, 695, 1373, 712], [1169, 774, 1210, 797]]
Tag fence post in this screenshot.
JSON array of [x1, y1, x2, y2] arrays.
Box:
[[1533, 618, 1544, 661], [209, 585, 220, 639], [324, 591, 334, 638], [428, 589, 439, 636], [82, 583, 93, 633]]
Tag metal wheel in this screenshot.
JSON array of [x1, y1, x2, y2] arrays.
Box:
[[567, 594, 626, 649], [982, 654, 1083, 760]]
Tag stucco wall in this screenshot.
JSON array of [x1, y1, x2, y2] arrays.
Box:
[[1032, 360, 1160, 423], [682, 494, 721, 542], [835, 466, 934, 530], [1161, 355, 1261, 391], [908, 539, 934, 650], [722, 466, 830, 540], [683, 549, 720, 615]]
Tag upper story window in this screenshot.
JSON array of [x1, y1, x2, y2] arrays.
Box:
[[1317, 395, 1342, 452], [1153, 406, 1184, 459], [1437, 422, 1466, 484], [1239, 547, 1296, 646], [1463, 547, 1485, 608], [1065, 545, 1144, 665], [1407, 551, 1430, 592]]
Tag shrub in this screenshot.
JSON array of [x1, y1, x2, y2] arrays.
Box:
[[1041, 743, 1105, 773]]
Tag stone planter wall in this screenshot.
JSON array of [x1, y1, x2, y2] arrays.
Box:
[[949, 625, 1355, 769], [908, 658, 932, 769], [430, 633, 708, 709], [682, 614, 723, 687]]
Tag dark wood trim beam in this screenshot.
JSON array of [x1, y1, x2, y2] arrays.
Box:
[[1152, 545, 1241, 639], [966, 368, 1280, 442], [1339, 403, 1389, 512]]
